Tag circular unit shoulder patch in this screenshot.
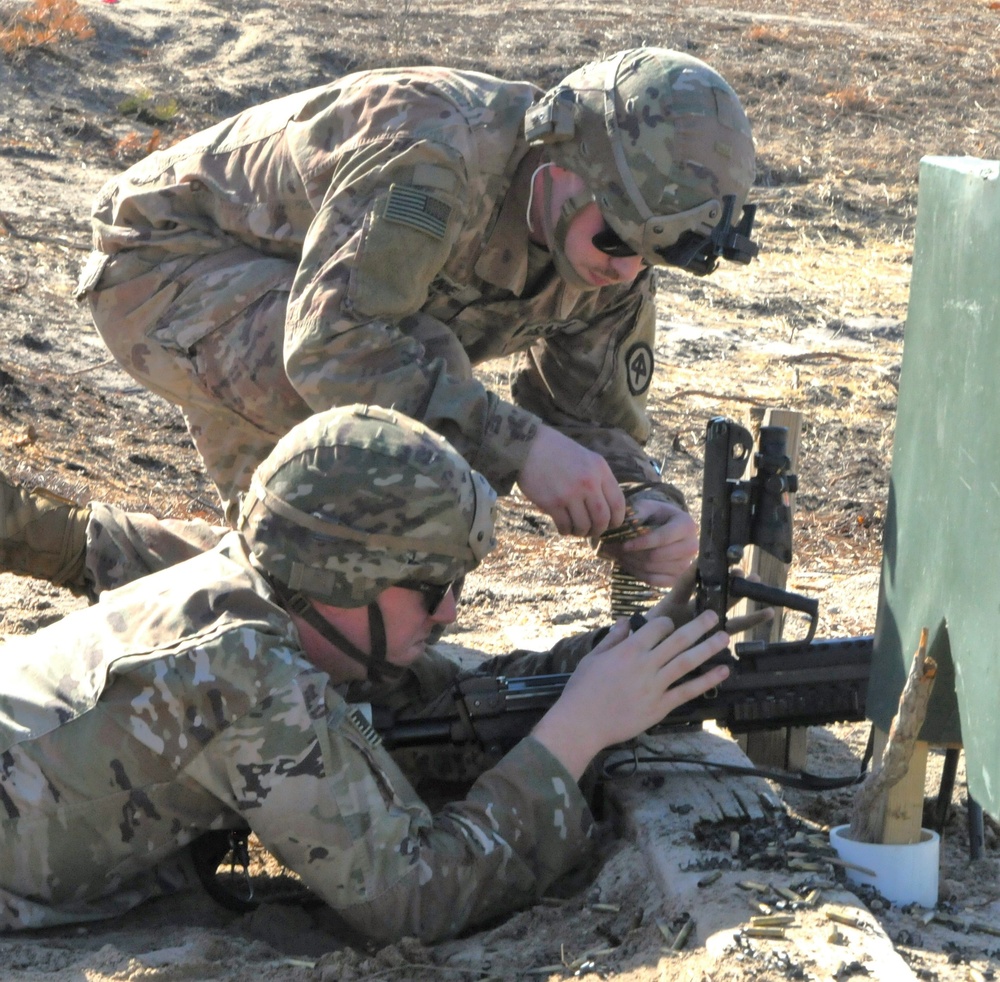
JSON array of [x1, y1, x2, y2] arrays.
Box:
[[625, 341, 653, 396]]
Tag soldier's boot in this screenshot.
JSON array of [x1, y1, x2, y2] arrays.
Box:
[[0, 469, 90, 590]]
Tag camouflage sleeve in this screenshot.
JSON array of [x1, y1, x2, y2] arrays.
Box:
[[190, 673, 594, 943], [473, 631, 603, 677], [509, 268, 665, 487], [283, 141, 537, 493], [85, 503, 228, 595]]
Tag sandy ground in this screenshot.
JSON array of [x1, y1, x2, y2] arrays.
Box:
[[2, 0, 1000, 979]]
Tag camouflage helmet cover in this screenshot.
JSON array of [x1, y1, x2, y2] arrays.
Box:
[[237, 405, 496, 607], [525, 48, 757, 271]]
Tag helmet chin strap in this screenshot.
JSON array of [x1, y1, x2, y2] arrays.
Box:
[[528, 163, 601, 292], [270, 578, 407, 685]]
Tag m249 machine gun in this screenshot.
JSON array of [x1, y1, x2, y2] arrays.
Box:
[[375, 417, 873, 758], [691, 416, 872, 730]]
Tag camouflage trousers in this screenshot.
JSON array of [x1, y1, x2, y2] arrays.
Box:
[[83, 247, 313, 517]]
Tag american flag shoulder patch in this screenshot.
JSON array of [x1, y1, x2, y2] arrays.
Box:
[[384, 184, 452, 240]]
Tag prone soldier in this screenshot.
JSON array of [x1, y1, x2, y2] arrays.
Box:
[[0, 405, 732, 941]]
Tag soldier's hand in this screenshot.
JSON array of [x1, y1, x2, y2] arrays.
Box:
[[531, 611, 730, 779], [644, 563, 775, 637], [594, 498, 697, 588], [517, 426, 626, 537]]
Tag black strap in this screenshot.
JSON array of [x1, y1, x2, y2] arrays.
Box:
[[190, 829, 258, 913], [603, 749, 869, 792], [367, 602, 387, 666], [267, 577, 405, 684]]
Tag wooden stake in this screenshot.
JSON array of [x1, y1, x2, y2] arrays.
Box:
[[848, 628, 936, 844], [735, 408, 807, 771]]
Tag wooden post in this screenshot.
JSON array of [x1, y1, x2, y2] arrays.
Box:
[[871, 727, 931, 845], [733, 408, 806, 771], [850, 629, 937, 844]]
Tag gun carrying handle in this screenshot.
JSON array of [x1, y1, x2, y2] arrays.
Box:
[[729, 576, 820, 643]]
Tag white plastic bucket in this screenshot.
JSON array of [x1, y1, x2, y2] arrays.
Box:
[[829, 824, 940, 907]]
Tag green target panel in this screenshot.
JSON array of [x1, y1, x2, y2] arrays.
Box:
[[871, 155, 1000, 820]]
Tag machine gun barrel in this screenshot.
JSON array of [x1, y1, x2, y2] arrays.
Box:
[[375, 634, 873, 752], [376, 674, 567, 751], [680, 634, 873, 732]]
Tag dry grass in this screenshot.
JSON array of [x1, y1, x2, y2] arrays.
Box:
[[823, 85, 883, 113], [111, 128, 163, 162], [0, 0, 92, 60], [746, 24, 792, 44]]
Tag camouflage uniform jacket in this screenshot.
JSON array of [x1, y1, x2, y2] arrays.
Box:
[[85, 65, 662, 494], [0, 533, 595, 941]]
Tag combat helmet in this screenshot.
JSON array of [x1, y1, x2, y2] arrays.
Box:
[[238, 404, 495, 677], [525, 47, 758, 276]]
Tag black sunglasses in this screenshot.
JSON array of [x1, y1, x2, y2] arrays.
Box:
[[591, 224, 638, 258], [398, 579, 457, 615]]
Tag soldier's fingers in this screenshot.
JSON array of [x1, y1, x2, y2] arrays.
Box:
[[566, 496, 600, 537], [643, 598, 694, 628], [663, 561, 698, 603], [617, 614, 676, 649], [661, 660, 731, 710], [652, 632, 730, 705], [633, 567, 693, 590], [548, 505, 574, 536], [724, 607, 775, 636], [603, 479, 627, 530], [645, 588, 690, 620], [648, 609, 720, 665], [591, 616, 632, 654], [581, 493, 611, 538]]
